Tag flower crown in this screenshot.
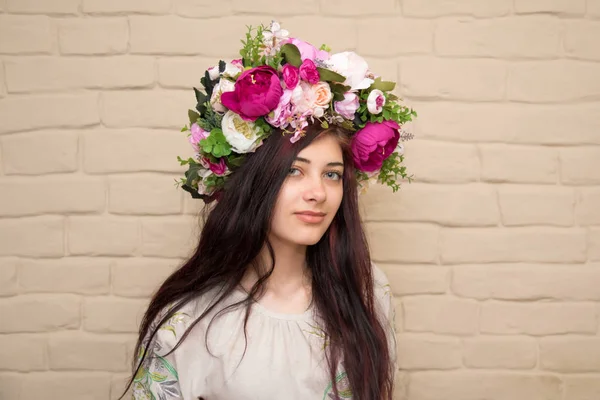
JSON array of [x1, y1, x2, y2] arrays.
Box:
[[176, 21, 416, 202]]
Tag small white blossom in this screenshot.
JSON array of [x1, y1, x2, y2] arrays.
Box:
[[367, 89, 386, 114]]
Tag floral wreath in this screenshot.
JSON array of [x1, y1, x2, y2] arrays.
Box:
[[176, 21, 416, 202]]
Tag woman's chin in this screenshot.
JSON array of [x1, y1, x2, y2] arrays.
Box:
[[294, 236, 323, 246], [281, 229, 327, 247]]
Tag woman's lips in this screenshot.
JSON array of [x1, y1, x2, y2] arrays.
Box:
[[294, 212, 326, 224]]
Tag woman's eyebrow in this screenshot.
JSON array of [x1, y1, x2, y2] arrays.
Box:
[[295, 157, 344, 168]]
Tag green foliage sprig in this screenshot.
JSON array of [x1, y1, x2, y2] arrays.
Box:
[[240, 25, 267, 68], [377, 152, 412, 192]]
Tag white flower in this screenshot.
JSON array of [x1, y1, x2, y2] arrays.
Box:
[[221, 110, 263, 153], [367, 89, 386, 114], [197, 179, 213, 196], [328, 51, 374, 91], [195, 165, 214, 195], [263, 20, 289, 43], [210, 79, 235, 113], [262, 20, 289, 57], [222, 62, 243, 79], [207, 66, 220, 81], [207, 62, 243, 81]]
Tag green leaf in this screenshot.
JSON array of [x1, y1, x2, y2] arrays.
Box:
[[188, 109, 200, 125], [369, 77, 396, 92], [281, 43, 302, 67], [227, 154, 246, 168], [184, 162, 202, 186], [213, 144, 226, 158], [319, 43, 331, 52], [194, 88, 207, 104], [199, 138, 213, 154], [181, 184, 202, 199], [330, 82, 351, 102], [177, 156, 194, 166], [199, 128, 232, 158], [317, 67, 346, 83], [194, 88, 207, 115], [203, 70, 215, 98]]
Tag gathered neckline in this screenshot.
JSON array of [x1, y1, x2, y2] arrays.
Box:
[[232, 285, 315, 321]]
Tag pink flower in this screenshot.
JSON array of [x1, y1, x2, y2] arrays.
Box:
[[334, 92, 359, 119], [266, 89, 293, 128], [221, 66, 283, 121], [206, 157, 228, 176], [282, 38, 330, 61], [189, 123, 209, 152], [282, 64, 299, 89], [289, 111, 311, 143], [351, 120, 400, 172], [299, 59, 320, 84], [291, 81, 332, 118]]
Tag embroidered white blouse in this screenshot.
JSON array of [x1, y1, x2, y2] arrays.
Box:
[[132, 264, 397, 400]]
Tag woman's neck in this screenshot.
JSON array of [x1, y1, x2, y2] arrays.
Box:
[[240, 237, 313, 313]]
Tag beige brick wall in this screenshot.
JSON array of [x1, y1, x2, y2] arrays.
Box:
[[0, 1, 599, 399]]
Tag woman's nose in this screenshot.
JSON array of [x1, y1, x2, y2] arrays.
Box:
[[303, 175, 326, 203]]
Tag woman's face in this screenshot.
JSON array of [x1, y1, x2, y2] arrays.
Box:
[[270, 133, 345, 247]]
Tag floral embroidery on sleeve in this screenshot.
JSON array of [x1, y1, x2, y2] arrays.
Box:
[[132, 310, 191, 400], [323, 371, 353, 400]]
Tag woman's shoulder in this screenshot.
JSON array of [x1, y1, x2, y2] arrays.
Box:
[[145, 301, 196, 357], [148, 286, 238, 355]]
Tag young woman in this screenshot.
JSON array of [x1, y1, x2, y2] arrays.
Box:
[[119, 21, 415, 400]]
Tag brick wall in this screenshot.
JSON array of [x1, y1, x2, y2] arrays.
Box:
[[0, 1, 599, 399]]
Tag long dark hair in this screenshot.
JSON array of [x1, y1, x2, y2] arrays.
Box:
[[118, 123, 394, 400]]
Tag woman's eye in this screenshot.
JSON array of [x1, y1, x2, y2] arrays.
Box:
[[288, 168, 301, 176], [325, 171, 342, 180]]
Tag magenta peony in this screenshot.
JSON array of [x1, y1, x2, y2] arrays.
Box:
[[221, 66, 283, 121], [351, 120, 400, 172]]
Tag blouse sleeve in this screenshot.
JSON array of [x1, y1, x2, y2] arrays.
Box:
[[132, 307, 192, 400], [372, 263, 398, 375]]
